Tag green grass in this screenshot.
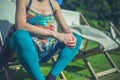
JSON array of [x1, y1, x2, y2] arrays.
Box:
[[0, 41, 120, 80]]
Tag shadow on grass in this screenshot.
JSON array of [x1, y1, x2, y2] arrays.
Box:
[[0, 68, 31, 80], [65, 65, 85, 72]]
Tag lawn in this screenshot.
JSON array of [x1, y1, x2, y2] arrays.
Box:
[[0, 41, 120, 80]]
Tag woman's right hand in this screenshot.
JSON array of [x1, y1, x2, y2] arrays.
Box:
[[53, 32, 76, 48]]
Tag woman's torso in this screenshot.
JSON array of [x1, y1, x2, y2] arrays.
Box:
[[26, 0, 56, 52]]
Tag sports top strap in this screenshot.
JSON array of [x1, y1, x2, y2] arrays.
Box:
[[48, 0, 55, 14], [26, 0, 55, 14], [26, 0, 32, 12]]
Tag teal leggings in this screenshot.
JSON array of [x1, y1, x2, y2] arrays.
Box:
[[9, 30, 82, 80]]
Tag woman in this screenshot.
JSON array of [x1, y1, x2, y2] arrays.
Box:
[[1, 0, 82, 80]]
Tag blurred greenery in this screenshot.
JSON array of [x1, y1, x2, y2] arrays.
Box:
[[62, 0, 120, 30]]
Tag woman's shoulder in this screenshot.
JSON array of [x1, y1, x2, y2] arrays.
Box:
[[50, 0, 59, 6], [16, 0, 29, 7], [50, 0, 61, 10]]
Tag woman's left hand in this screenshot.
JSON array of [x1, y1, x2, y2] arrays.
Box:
[[65, 33, 76, 48]]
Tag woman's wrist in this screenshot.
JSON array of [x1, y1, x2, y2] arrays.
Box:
[[63, 28, 72, 34], [64, 30, 72, 34], [51, 31, 64, 40], [50, 31, 59, 39]]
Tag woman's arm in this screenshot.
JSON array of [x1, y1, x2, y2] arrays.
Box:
[[15, 0, 57, 38], [53, 0, 72, 33], [52, 0, 76, 48]]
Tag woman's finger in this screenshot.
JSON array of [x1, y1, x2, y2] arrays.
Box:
[[67, 42, 76, 47]]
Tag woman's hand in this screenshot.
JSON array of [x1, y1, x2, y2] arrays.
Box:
[[66, 33, 76, 48], [54, 32, 76, 48]]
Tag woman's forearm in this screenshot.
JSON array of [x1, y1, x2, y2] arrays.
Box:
[[16, 22, 58, 38], [62, 27, 72, 33]]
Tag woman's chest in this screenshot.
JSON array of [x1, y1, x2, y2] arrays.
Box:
[[27, 10, 55, 27]]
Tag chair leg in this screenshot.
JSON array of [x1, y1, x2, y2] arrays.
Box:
[[104, 52, 120, 72], [52, 56, 67, 80], [81, 52, 99, 80], [59, 72, 67, 80], [80, 51, 120, 80], [4, 68, 11, 80]]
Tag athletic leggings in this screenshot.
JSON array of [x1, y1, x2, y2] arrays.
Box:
[[8, 30, 82, 80]]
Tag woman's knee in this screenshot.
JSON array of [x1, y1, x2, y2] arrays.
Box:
[[13, 30, 30, 39], [12, 30, 32, 47], [73, 33, 82, 49]]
